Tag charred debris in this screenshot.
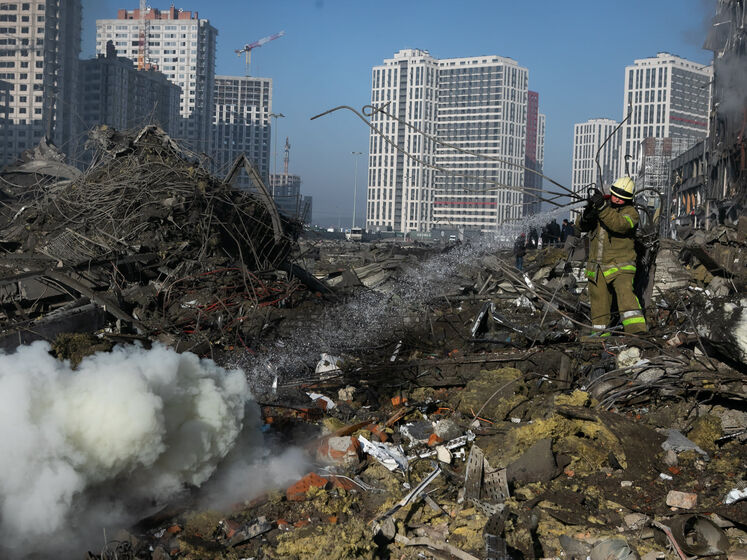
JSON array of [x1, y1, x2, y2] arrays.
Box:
[[1, 127, 746, 560]]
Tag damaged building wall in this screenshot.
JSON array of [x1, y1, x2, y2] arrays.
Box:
[[705, 0, 747, 225]]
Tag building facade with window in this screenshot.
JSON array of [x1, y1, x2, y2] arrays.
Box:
[[0, 0, 81, 165], [0, 78, 10, 163], [704, 0, 746, 226], [524, 90, 545, 217], [270, 173, 312, 223], [79, 41, 180, 135], [621, 53, 711, 177], [95, 7, 217, 153], [571, 117, 621, 218], [212, 75, 271, 189], [367, 49, 530, 233]]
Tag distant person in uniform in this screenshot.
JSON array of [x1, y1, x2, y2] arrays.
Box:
[[528, 227, 538, 249], [548, 219, 561, 245], [513, 233, 527, 270], [561, 219, 574, 242]]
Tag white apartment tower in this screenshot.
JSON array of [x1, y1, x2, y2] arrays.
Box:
[[212, 75, 271, 188], [571, 118, 622, 198], [95, 6, 217, 153], [368, 49, 438, 232], [621, 53, 711, 177], [367, 49, 529, 233], [0, 0, 81, 165]]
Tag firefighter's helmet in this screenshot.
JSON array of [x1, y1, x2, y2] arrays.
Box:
[[610, 176, 635, 200]]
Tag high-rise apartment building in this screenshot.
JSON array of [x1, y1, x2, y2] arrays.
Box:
[[367, 49, 529, 233], [621, 53, 711, 176], [95, 7, 217, 153], [537, 114, 545, 164], [80, 42, 180, 136], [368, 49, 438, 233], [524, 90, 545, 217], [0, 78, 11, 163], [0, 0, 81, 165], [212, 75, 271, 188], [571, 118, 622, 203]]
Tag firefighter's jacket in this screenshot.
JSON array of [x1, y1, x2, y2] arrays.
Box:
[[578, 203, 639, 282]]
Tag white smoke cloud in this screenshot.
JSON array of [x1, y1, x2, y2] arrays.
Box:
[[0, 342, 254, 558]]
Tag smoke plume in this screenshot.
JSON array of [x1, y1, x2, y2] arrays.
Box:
[[0, 342, 254, 558]]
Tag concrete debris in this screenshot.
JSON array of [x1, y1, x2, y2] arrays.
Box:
[[315, 353, 342, 375], [661, 428, 711, 460], [616, 346, 643, 368], [725, 487, 747, 505], [666, 490, 698, 509], [589, 539, 639, 560], [357, 435, 408, 472]]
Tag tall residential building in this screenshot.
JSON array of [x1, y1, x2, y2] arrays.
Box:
[[367, 49, 528, 233], [79, 42, 180, 136], [571, 118, 622, 211], [0, 0, 81, 165], [368, 49, 438, 233], [537, 114, 546, 164], [524, 90, 545, 217], [0, 79, 11, 164], [621, 53, 711, 177], [95, 6, 217, 153], [212, 75, 271, 188]]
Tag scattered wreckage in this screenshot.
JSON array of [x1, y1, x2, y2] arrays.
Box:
[[1, 131, 745, 559], [0, 126, 314, 355]]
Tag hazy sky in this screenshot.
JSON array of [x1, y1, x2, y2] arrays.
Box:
[[81, 0, 714, 226]]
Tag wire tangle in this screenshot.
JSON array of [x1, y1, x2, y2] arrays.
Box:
[[311, 104, 584, 208]]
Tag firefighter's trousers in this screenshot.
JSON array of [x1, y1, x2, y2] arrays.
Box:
[[588, 271, 647, 334]]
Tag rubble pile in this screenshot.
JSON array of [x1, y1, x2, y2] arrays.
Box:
[[0, 126, 306, 353], [80, 236, 745, 560], [1, 132, 745, 560], [295, 239, 435, 293]]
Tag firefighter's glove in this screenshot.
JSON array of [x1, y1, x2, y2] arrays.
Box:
[[590, 190, 606, 211], [582, 201, 596, 219]]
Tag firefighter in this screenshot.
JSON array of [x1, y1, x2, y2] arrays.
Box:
[[579, 177, 647, 335]]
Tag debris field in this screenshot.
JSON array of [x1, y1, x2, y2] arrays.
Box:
[[0, 128, 745, 560]]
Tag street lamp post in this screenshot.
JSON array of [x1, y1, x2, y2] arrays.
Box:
[[270, 112, 285, 197], [351, 151, 362, 230]]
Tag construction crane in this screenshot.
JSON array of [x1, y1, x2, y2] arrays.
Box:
[[235, 31, 285, 76], [283, 137, 290, 175], [137, 0, 149, 70]]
